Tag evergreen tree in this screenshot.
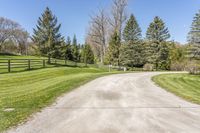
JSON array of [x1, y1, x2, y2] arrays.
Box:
[[120, 14, 144, 69], [82, 44, 94, 66], [64, 36, 73, 61], [146, 16, 170, 42], [32, 7, 63, 63], [145, 41, 160, 68], [77, 44, 81, 62], [106, 31, 121, 66], [123, 14, 142, 42], [157, 42, 170, 70], [188, 10, 200, 59], [72, 35, 79, 64], [145, 16, 170, 70]]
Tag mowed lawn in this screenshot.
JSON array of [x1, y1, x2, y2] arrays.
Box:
[[0, 55, 47, 59], [0, 67, 111, 132], [153, 73, 200, 104], [0, 55, 98, 73]]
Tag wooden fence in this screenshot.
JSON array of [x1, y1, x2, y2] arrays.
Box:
[[0, 58, 81, 73]]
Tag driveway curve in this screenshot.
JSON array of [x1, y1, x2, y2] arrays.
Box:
[[7, 72, 200, 133]]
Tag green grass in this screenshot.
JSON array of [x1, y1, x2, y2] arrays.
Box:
[[0, 67, 116, 132], [152, 73, 200, 105], [0, 55, 101, 74], [0, 55, 47, 59]]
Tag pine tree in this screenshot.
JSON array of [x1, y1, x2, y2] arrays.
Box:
[[188, 10, 200, 59], [82, 44, 94, 66], [72, 35, 79, 64], [145, 16, 170, 70], [106, 31, 121, 66], [120, 14, 144, 69], [146, 16, 170, 43], [32, 7, 63, 63]]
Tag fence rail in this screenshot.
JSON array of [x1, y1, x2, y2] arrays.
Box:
[[0, 58, 86, 73]]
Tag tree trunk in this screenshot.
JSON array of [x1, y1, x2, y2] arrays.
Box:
[[48, 56, 51, 64]]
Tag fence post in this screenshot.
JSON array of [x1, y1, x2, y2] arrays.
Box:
[[43, 60, 46, 68], [8, 59, 11, 72], [65, 60, 67, 65], [28, 60, 31, 70]]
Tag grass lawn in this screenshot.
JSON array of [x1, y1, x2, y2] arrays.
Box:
[[0, 67, 115, 132], [152, 73, 200, 105], [0, 55, 100, 74], [0, 55, 47, 59]]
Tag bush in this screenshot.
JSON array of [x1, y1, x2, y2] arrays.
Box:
[[185, 60, 200, 75], [170, 61, 186, 71], [143, 63, 154, 71]]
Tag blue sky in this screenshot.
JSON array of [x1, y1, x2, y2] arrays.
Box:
[[0, 0, 199, 44]]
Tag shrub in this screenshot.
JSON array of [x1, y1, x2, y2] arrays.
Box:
[[170, 61, 186, 71], [185, 60, 200, 75], [143, 63, 154, 71]]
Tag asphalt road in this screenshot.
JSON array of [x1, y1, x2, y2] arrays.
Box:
[[7, 72, 200, 133]]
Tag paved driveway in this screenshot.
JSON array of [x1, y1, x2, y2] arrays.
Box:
[[7, 72, 200, 133]]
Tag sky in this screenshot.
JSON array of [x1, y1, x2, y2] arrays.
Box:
[[0, 0, 200, 44]]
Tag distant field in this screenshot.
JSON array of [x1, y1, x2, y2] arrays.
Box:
[[0, 67, 115, 132], [153, 73, 200, 105]]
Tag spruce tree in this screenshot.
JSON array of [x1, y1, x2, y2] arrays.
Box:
[[82, 44, 94, 66], [157, 42, 170, 70], [106, 31, 121, 66], [64, 36, 73, 61], [32, 7, 63, 63], [146, 16, 170, 42], [123, 14, 142, 42], [145, 16, 170, 70], [72, 35, 79, 64], [120, 14, 144, 69], [188, 10, 200, 59]]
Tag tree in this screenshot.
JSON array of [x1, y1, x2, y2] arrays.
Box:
[[146, 16, 170, 42], [72, 35, 79, 64], [145, 16, 171, 70], [13, 29, 29, 55], [120, 14, 144, 69], [82, 44, 95, 66], [64, 36, 73, 61], [123, 14, 142, 42], [110, 0, 128, 39], [0, 17, 22, 52], [188, 10, 200, 59], [106, 31, 121, 66], [157, 42, 170, 70], [87, 9, 108, 63], [32, 7, 63, 63]]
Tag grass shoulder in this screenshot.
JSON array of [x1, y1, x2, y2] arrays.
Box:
[[0, 67, 121, 132], [152, 73, 200, 105]]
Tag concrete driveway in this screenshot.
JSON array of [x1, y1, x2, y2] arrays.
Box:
[[7, 72, 200, 133]]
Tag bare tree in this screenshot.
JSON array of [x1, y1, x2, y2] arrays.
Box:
[[87, 9, 108, 63], [13, 29, 29, 55], [110, 0, 128, 39], [0, 17, 21, 52]]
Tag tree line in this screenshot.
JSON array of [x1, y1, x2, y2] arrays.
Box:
[[31, 7, 94, 65], [86, 0, 200, 71], [0, 0, 200, 71]]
